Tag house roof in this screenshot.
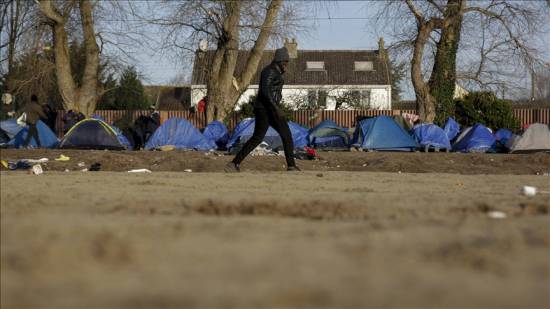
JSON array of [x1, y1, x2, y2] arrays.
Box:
[[144, 85, 191, 110], [191, 50, 391, 86]]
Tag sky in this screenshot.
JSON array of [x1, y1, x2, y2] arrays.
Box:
[[133, 2, 383, 84]]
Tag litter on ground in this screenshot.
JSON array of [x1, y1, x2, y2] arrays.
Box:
[[128, 169, 152, 173]]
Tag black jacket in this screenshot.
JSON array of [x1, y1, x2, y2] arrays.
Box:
[[255, 62, 284, 110]]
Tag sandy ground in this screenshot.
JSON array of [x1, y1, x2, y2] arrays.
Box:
[[1, 166, 549, 308]]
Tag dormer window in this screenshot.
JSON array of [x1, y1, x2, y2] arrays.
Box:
[[306, 61, 325, 71], [354, 61, 374, 71]]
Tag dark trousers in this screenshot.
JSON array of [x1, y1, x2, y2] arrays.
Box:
[[23, 124, 41, 147], [233, 105, 296, 167]]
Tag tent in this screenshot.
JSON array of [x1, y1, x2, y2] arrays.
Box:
[[203, 120, 230, 149], [352, 116, 418, 151], [412, 124, 451, 150], [443, 117, 460, 141], [0, 119, 23, 139], [8, 120, 59, 148], [509, 123, 550, 153], [288, 121, 309, 148], [393, 115, 413, 131], [494, 128, 513, 144], [59, 118, 126, 150], [226, 118, 308, 151], [0, 129, 10, 145], [91, 115, 133, 150], [110, 124, 133, 150], [308, 119, 349, 149], [452, 123, 496, 153], [145, 117, 215, 151]]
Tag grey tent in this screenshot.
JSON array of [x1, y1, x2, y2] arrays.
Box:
[[510, 123, 550, 153]]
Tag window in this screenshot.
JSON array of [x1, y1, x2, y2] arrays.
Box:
[[306, 61, 325, 71], [318, 90, 327, 108], [307, 90, 317, 108], [354, 61, 374, 71], [360, 90, 371, 107]]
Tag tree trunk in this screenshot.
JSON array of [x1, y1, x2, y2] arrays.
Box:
[[38, 0, 99, 116], [51, 22, 78, 111], [411, 20, 437, 123], [76, 0, 100, 116], [7, 0, 20, 76], [428, 0, 465, 124], [205, 0, 282, 122]]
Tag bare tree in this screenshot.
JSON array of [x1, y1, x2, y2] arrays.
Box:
[[377, 0, 549, 123], [1, 0, 38, 87], [144, 0, 310, 122], [36, 0, 100, 116]]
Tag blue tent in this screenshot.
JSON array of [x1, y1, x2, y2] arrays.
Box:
[[352, 116, 418, 151], [59, 118, 126, 150], [288, 121, 309, 148], [452, 124, 496, 153], [91, 115, 133, 150], [443, 117, 460, 141], [8, 120, 58, 148], [0, 128, 10, 145], [308, 119, 349, 149], [145, 118, 215, 150], [0, 119, 23, 139], [412, 124, 451, 150], [110, 125, 133, 150], [203, 120, 230, 149], [226, 118, 308, 150], [495, 128, 512, 144]]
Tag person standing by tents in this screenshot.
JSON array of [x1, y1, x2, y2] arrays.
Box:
[[225, 47, 300, 172], [22, 94, 47, 148], [41, 101, 57, 132], [197, 96, 207, 113]]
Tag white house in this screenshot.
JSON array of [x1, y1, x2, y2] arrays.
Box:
[[190, 38, 392, 111]]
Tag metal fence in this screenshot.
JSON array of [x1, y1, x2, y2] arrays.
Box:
[[54, 108, 550, 136]]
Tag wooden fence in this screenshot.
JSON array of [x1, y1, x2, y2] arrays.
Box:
[[54, 108, 550, 137]]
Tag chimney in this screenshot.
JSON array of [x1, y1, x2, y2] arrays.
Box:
[[284, 38, 298, 59]]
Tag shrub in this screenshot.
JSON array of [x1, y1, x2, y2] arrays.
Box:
[[454, 91, 519, 130], [225, 95, 294, 125]]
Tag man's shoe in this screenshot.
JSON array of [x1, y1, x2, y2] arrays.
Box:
[[224, 162, 240, 173], [287, 165, 301, 172]]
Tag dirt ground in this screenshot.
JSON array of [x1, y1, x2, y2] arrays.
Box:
[[1, 150, 550, 308], [1, 148, 550, 174]]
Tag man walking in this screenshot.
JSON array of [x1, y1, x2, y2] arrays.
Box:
[[225, 47, 300, 172], [22, 94, 47, 148]]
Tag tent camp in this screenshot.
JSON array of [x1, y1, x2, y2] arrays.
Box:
[[452, 124, 496, 153], [8, 120, 58, 148], [352, 116, 418, 151], [412, 124, 451, 151], [203, 120, 230, 149], [226, 119, 308, 151], [509, 123, 550, 153], [59, 118, 127, 150], [145, 118, 215, 151], [308, 119, 349, 149]]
